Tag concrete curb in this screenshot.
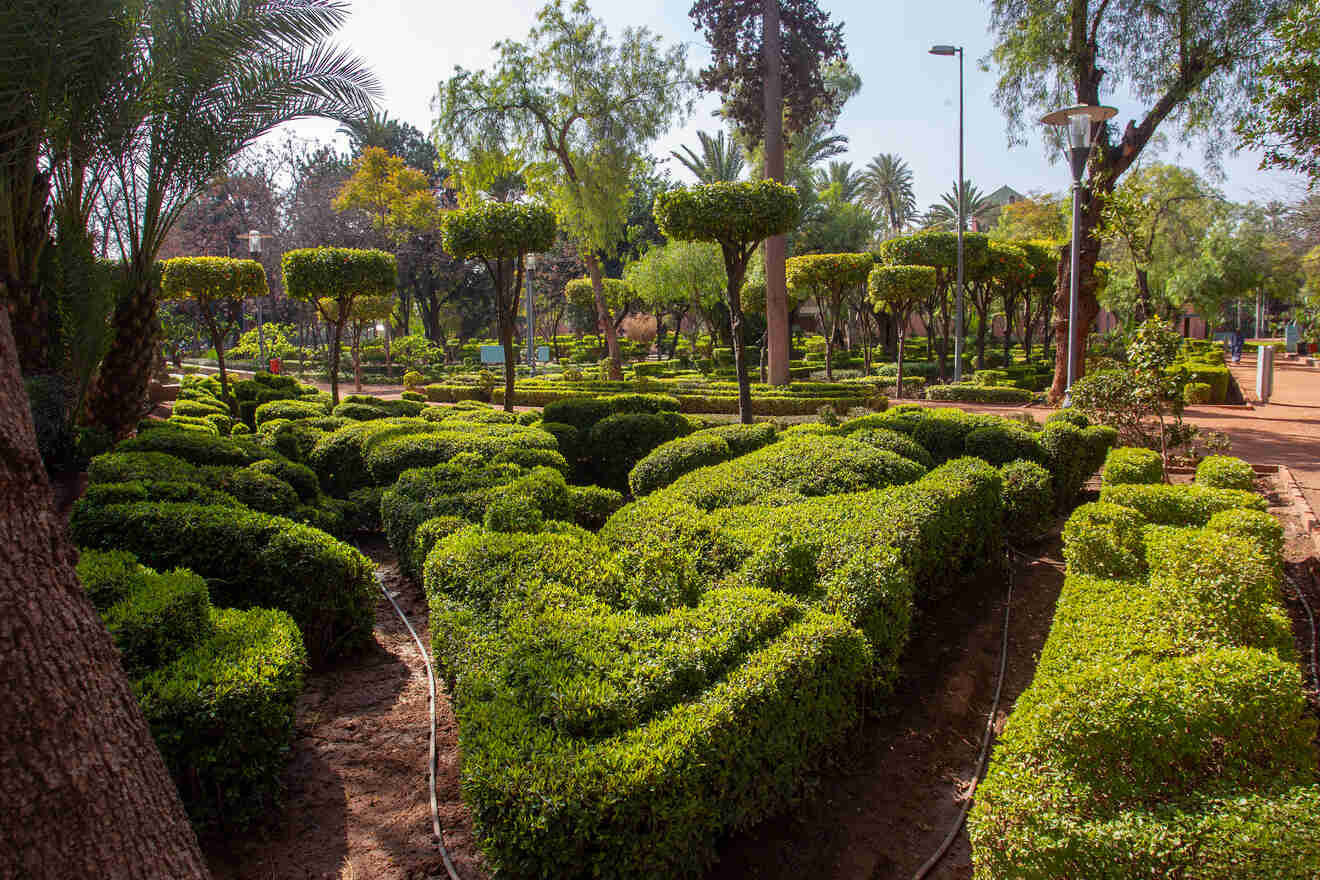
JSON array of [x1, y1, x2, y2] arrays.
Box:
[[1277, 464, 1320, 558]]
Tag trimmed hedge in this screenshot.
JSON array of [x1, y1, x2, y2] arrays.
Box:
[[116, 425, 265, 467], [1061, 501, 1149, 579], [970, 488, 1316, 878], [76, 550, 305, 829], [999, 460, 1053, 544], [628, 432, 731, 497], [566, 485, 626, 531], [926, 384, 1033, 404], [138, 606, 305, 828], [849, 428, 935, 469], [588, 411, 695, 492], [1195, 454, 1255, 491], [71, 502, 374, 664], [254, 398, 329, 426], [1101, 446, 1164, 485], [1099, 482, 1266, 525]]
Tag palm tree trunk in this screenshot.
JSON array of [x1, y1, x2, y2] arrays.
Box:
[[0, 305, 210, 880], [88, 272, 161, 438]]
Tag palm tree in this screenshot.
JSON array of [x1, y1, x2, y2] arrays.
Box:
[[922, 179, 994, 232], [812, 160, 864, 202], [670, 129, 745, 183], [86, 0, 380, 436], [860, 153, 916, 237]]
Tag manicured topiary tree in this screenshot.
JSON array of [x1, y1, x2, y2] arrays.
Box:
[[318, 294, 395, 392], [442, 201, 556, 412], [877, 231, 990, 381], [282, 248, 396, 406], [654, 180, 799, 423], [785, 253, 874, 381], [868, 265, 936, 399], [565, 277, 635, 344], [161, 256, 268, 415], [967, 240, 1030, 370]]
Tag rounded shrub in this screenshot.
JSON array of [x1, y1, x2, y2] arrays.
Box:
[[246, 457, 320, 502], [1195, 455, 1255, 491], [1061, 502, 1149, 579], [1102, 447, 1164, 486], [542, 396, 615, 433], [254, 398, 329, 426], [331, 400, 390, 421], [588, 412, 695, 492], [629, 433, 732, 497], [1099, 482, 1266, 525], [963, 423, 1046, 466], [847, 428, 934, 468], [1045, 408, 1089, 428], [221, 468, 300, 515], [1000, 460, 1054, 544], [484, 493, 545, 533], [1183, 381, 1213, 405], [1206, 508, 1283, 561]]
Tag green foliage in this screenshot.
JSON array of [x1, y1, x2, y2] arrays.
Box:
[[255, 398, 329, 426], [441, 201, 556, 261], [161, 256, 268, 304], [628, 432, 731, 496], [785, 253, 874, 291], [281, 248, 397, 309], [137, 605, 305, 829], [653, 180, 801, 249], [70, 502, 375, 664], [114, 425, 265, 467], [1102, 446, 1164, 485], [1183, 380, 1213, 404], [845, 428, 935, 469], [1061, 502, 1149, 579], [1195, 455, 1255, 491], [1099, 482, 1267, 526], [962, 423, 1046, 466], [999, 460, 1054, 543], [971, 492, 1312, 877], [566, 484, 627, 530], [588, 411, 695, 491], [220, 467, 300, 516], [866, 264, 936, 309], [1207, 508, 1284, 562], [925, 384, 1033, 404]]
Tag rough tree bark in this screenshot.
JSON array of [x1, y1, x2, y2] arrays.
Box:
[[582, 254, 624, 380], [87, 272, 160, 438], [0, 306, 210, 879]]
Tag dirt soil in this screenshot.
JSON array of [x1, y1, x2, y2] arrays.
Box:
[[203, 539, 490, 880]]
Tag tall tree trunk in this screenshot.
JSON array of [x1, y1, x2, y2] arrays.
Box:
[[1133, 266, 1151, 324], [1048, 192, 1104, 403], [582, 254, 623, 380], [723, 253, 753, 424], [762, 0, 790, 387], [328, 318, 346, 406], [88, 272, 160, 438], [0, 306, 210, 880]]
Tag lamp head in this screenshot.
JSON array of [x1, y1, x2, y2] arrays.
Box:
[[247, 229, 262, 255], [929, 45, 958, 56], [1040, 104, 1118, 149]]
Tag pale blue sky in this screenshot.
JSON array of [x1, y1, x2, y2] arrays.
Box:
[[281, 0, 1307, 211]]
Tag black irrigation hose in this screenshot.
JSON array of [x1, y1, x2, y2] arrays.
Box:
[[910, 549, 1015, 880], [376, 572, 462, 880], [1285, 569, 1320, 696]]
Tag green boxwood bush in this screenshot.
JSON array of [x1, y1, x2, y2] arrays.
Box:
[[963, 423, 1045, 467], [254, 398, 329, 426], [137, 606, 305, 828], [566, 485, 626, 530], [81, 479, 241, 510], [704, 421, 777, 455], [970, 503, 1315, 878], [1099, 482, 1266, 525], [71, 502, 374, 664], [1102, 446, 1164, 485], [1195, 454, 1255, 491], [1183, 380, 1213, 404], [1206, 508, 1283, 561], [115, 425, 264, 467], [588, 412, 695, 491], [220, 468, 300, 515], [1061, 501, 1149, 579], [628, 432, 731, 497], [848, 428, 935, 469], [999, 460, 1054, 544], [926, 384, 1033, 404]]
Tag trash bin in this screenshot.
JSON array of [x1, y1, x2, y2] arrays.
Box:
[[268, 357, 282, 375]]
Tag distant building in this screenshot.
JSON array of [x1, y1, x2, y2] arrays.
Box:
[[970, 185, 1025, 232]]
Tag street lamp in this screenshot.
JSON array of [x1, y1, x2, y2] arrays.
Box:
[[235, 229, 273, 364], [1040, 103, 1116, 402], [525, 253, 537, 376], [930, 44, 965, 382]]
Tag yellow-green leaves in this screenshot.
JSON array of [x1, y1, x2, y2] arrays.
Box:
[[441, 201, 556, 262], [653, 180, 800, 248], [866, 264, 936, 313], [785, 253, 873, 294], [161, 256, 267, 305], [281, 248, 396, 313]]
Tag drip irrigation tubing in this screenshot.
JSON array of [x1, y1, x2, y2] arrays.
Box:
[[376, 572, 462, 880], [909, 548, 1015, 880], [1285, 568, 1319, 696]]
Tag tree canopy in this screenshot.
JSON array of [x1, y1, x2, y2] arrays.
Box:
[[654, 181, 801, 257], [1236, 0, 1320, 182]]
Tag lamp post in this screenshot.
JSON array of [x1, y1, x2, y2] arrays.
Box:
[[1040, 104, 1116, 403], [525, 253, 537, 376], [236, 229, 272, 364], [930, 44, 965, 382]]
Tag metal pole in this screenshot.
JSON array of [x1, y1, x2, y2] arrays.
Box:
[[954, 47, 965, 383], [525, 262, 535, 376], [1066, 177, 1081, 401]]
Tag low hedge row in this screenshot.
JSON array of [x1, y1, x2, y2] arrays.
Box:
[[71, 502, 375, 664], [1098, 482, 1266, 525], [969, 487, 1316, 877], [78, 550, 305, 829], [926, 384, 1034, 404]]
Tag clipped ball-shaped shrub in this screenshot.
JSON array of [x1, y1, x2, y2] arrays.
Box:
[[588, 412, 695, 492], [1062, 502, 1149, 579], [254, 398, 329, 426], [847, 428, 934, 469], [484, 492, 545, 534], [1206, 508, 1283, 562], [221, 468, 300, 515], [1000, 460, 1054, 544], [1102, 447, 1164, 486], [963, 423, 1045, 467], [1183, 381, 1213, 405], [1099, 483, 1266, 526], [629, 432, 732, 497], [1195, 455, 1255, 491]]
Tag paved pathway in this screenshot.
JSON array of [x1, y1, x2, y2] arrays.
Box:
[[1185, 354, 1320, 512]]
